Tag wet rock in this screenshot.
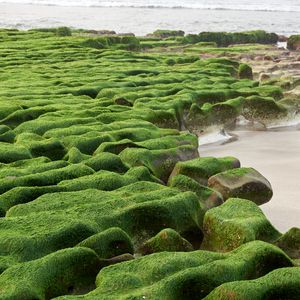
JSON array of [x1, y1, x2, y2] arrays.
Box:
[[242, 95, 287, 124], [208, 167, 273, 205]]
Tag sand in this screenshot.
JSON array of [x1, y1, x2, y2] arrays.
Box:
[[199, 129, 300, 233], [1, 3, 300, 36]]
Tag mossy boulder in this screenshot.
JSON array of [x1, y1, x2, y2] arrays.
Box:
[[204, 267, 300, 300], [169, 156, 240, 186], [138, 228, 194, 255], [55, 241, 292, 300], [275, 227, 300, 259], [151, 29, 185, 38], [84, 152, 128, 173], [201, 198, 281, 252], [287, 35, 300, 50], [0, 247, 100, 299], [184, 30, 278, 46], [56, 26, 72, 37], [119, 145, 199, 182], [0, 143, 32, 163], [3, 184, 203, 262], [241, 95, 287, 124], [77, 227, 134, 259], [238, 63, 253, 80], [0, 164, 95, 194], [208, 167, 273, 205], [0, 125, 15, 143], [168, 174, 223, 210]]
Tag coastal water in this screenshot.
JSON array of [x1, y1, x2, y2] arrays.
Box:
[[1, 0, 300, 11], [1, 0, 300, 35]]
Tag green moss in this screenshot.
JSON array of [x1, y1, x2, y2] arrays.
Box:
[[16, 133, 67, 160], [169, 156, 240, 186], [94, 138, 143, 155], [64, 147, 90, 164], [0, 29, 292, 298], [287, 34, 300, 50], [201, 198, 281, 252], [120, 145, 199, 182], [55, 241, 292, 300], [0, 247, 100, 299], [204, 267, 300, 300], [0, 185, 65, 214], [84, 152, 128, 173], [138, 228, 194, 255], [238, 63, 253, 80], [151, 29, 185, 38], [183, 30, 278, 46], [0, 125, 16, 143], [242, 95, 287, 123], [0, 143, 32, 163], [168, 174, 223, 210], [0, 163, 94, 194], [56, 27, 72, 37], [77, 227, 134, 258], [275, 227, 300, 259]]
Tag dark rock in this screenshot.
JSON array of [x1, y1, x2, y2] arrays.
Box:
[[208, 167, 273, 205]]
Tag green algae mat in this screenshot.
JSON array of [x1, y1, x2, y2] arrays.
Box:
[[0, 28, 299, 299]]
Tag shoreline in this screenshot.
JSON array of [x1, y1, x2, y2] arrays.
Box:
[[1, 3, 300, 36], [199, 126, 300, 232]]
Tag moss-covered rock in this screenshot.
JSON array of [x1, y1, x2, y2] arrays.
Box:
[[120, 145, 199, 182], [55, 241, 292, 300], [238, 63, 253, 80], [77, 227, 134, 258], [201, 198, 281, 252], [151, 29, 185, 38], [0, 247, 100, 299], [0, 143, 32, 163], [287, 35, 300, 50], [208, 167, 273, 205], [168, 174, 223, 210], [138, 228, 194, 255], [169, 156, 240, 186], [204, 267, 300, 300], [275, 227, 300, 259], [242, 95, 287, 124]]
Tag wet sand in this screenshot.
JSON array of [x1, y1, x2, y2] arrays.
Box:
[[1, 3, 300, 35], [199, 129, 300, 233]]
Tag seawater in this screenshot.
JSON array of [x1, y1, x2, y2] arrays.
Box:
[[1, 0, 300, 12]]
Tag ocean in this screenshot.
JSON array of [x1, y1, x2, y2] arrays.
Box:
[[1, 0, 300, 11], [0, 0, 299, 35]]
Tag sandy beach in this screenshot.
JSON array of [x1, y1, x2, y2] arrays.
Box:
[[200, 128, 300, 233], [1, 3, 300, 36]]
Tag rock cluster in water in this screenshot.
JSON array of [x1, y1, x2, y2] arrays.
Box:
[[0, 28, 299, 299]]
